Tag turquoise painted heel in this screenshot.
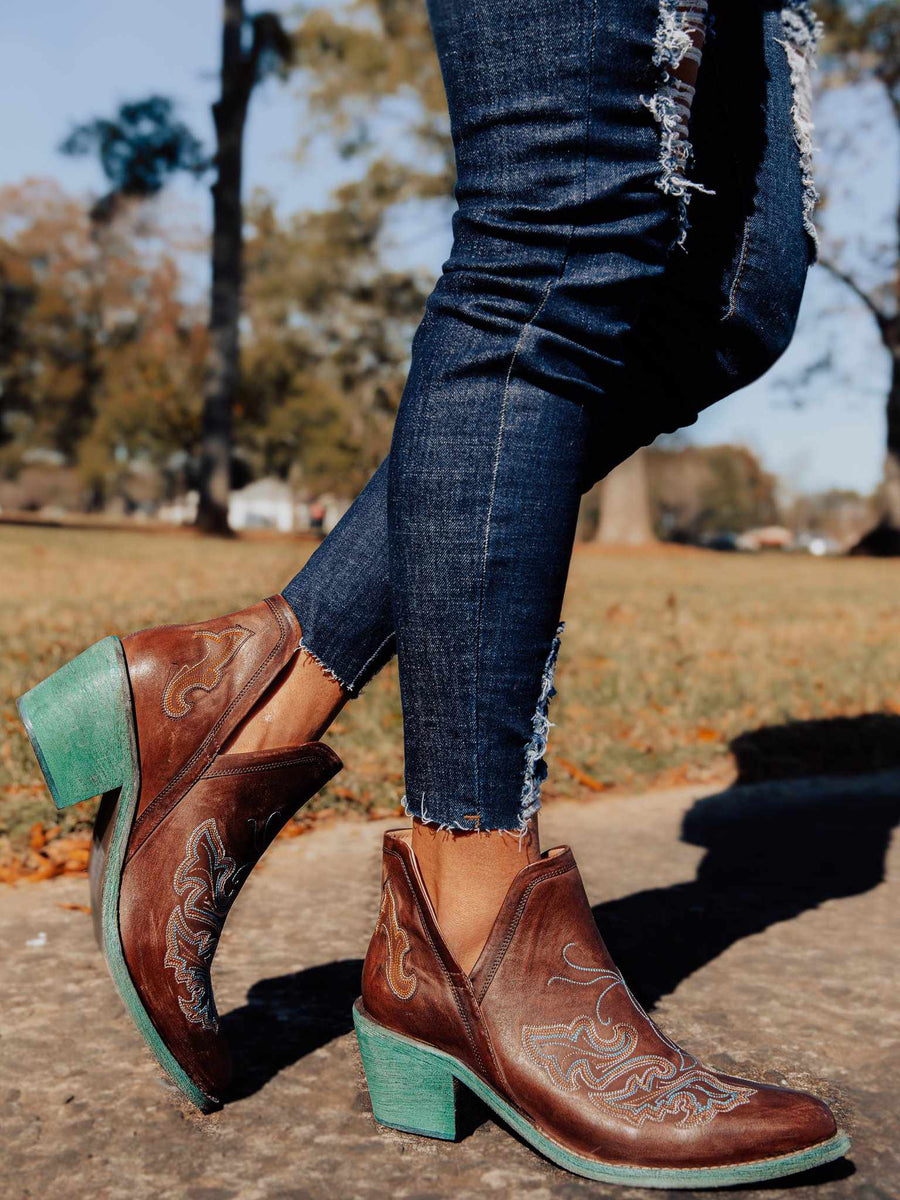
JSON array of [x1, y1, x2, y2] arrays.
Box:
[[354, 1003, 459, 1140], [17, 635, 212, 1110], [16, 636, 133, 810]]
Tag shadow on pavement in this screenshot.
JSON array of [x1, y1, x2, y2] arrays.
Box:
[[594, 716, 900, 1009], [221, 957, 363, 1103]]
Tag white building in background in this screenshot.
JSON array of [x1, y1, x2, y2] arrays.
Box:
[[157, 478, 351, 533], [228, 478, 297, 532]]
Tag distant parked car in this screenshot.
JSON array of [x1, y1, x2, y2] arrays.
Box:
[[700, 531, 740, 552], [736, 526, 794, 552]]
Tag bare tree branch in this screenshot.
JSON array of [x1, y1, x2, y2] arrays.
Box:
[[818, 255, 891, 332]]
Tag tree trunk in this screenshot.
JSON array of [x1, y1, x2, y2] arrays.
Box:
[[851, 349, 900, 555], [196, 0, 252, 535], [883, 352, 900, 520], [595, 448, 656, 546]]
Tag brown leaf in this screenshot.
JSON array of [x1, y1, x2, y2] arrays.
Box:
[[694, 726, 721, 743], [557, 758, 607, 792]]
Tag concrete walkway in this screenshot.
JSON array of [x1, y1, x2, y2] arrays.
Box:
[[2, 775, 899, 1200]]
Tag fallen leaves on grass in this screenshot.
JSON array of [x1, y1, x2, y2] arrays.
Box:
[[0, 828, 91, 883], [9, 530, 900, 872]]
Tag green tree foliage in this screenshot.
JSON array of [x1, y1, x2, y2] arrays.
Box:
[[235, 0, 454, 493], [294, 0, 452, 167], [239, 157, 446, 492], [60, 96, 207, 223]]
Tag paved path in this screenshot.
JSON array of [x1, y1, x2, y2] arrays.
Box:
[[3, 775, 899, 1200]]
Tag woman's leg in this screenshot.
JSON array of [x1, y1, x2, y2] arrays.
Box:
[[387, 0, 708, 968], [354, 8, 846, 1178], [242, 0, 817, 977]]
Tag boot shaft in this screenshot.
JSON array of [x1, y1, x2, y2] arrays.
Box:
[[123, 595, 300, 855]]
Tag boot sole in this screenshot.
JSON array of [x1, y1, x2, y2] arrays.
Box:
[[17, 637, 215, 1111], [353, 1000, 850, 1188]]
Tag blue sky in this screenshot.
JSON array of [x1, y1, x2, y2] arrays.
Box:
[[2, 1, 896, 495]]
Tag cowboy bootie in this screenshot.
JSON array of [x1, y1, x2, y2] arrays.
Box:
[[354, 830, 850, 1188], [18, 596, 342, 1109]]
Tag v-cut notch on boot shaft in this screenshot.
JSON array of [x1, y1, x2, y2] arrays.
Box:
[[358, 830, 848, 1186]]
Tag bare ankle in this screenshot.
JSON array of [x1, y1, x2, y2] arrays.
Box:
[[225, 642, 349, 754], [411, 818, 540, 973]]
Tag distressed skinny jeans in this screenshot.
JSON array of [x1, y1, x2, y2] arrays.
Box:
[[283, 0, 821, 831]]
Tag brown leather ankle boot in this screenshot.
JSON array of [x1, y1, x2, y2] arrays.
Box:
[[18, 596, 342, 1109], [354, 830, 849, 1188]]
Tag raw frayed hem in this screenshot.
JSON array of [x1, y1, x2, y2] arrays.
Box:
[[297, 636, 354, 695], [777, 1, 823, 256], [400, 794, 485, 833], [641, 0, 713, 248], [401, 795, 537, 846], [516, 621, 565, 832], [344, 631, 396, 698]]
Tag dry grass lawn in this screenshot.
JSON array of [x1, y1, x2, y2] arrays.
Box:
[[4, 523, 900, 873]]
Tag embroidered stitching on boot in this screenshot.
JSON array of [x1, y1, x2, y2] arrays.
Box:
[[162, 625, 253, 719], [376, 880, 418, 1001], [522, 943, 755, 1128], [164, 817, 241, 1031]]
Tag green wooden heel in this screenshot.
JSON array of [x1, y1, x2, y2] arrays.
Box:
[[16, 636, 134, 811], [354, 1002, 459, 1140]]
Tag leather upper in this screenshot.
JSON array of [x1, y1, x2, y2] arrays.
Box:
[[361, 831, 508, 1094], [123, 594, 300, 858], [119, 743, 341, 1099], [104, 596, 342, 1102], [362, 831, 837, 1170]]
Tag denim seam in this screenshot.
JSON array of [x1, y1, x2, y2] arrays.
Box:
[[710, 21, 755, 323], [469, 0, 599, 831], [347, 630, 396, 695], [471, 278, 554, 822], [721, 215, 753, 322]]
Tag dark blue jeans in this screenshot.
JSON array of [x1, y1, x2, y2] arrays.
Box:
[[283, 0, 820, 831]]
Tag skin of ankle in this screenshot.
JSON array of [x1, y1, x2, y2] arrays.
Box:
[[225, 643, 349, 754], [411, 817, 541, 974]]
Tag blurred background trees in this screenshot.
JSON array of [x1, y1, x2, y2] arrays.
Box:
[[0, 0, 894, 549], [0, 0, 451, 529], [0, 179, 205, 509]]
